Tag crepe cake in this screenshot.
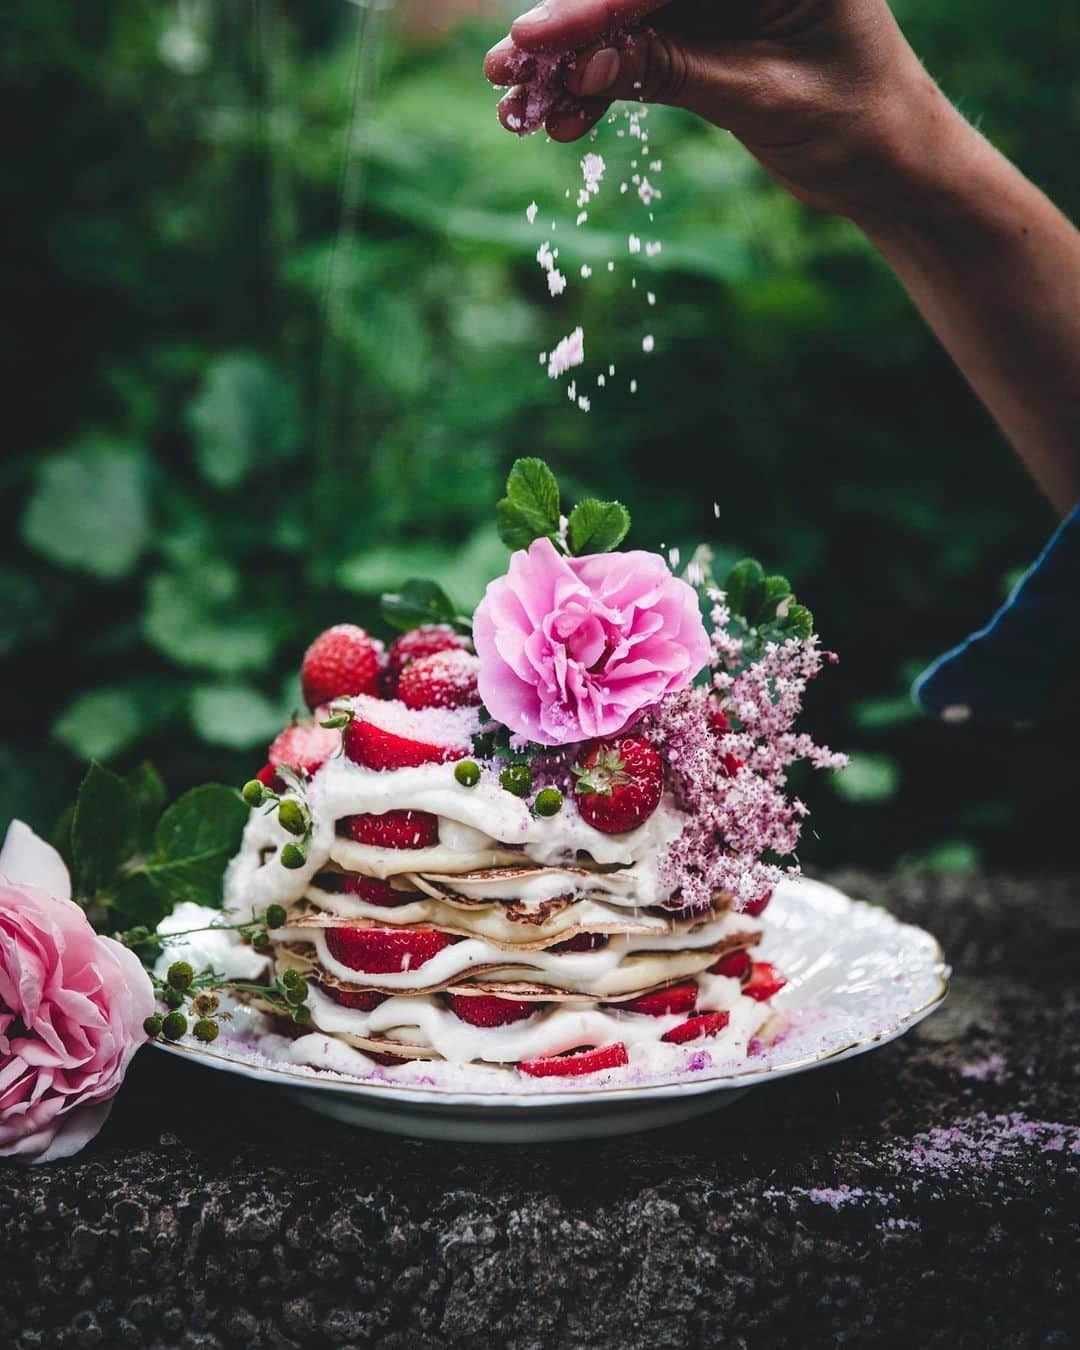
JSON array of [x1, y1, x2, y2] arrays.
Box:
[[224, 692, 785, 1080]]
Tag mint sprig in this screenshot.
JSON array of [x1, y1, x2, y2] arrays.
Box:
[[496, 457, 630, 557]]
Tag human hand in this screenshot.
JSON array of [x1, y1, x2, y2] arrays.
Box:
[[484, 0, 973, 221]]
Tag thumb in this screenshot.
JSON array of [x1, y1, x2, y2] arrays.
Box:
[[562, 30, 699, 108]]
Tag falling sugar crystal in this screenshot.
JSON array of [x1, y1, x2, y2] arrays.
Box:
[[547, 326, 584, 379], [578, 396, 591, 412], [642, 334, 655, 353], [547, 269, 567, 296], [581, 151, 606, 194], [580, 264, 592, 278], [637, 177, 661, 205], [526, 201, 538, 223], [576, 211, 588, 225], [647, 291, 656, 305], [628, 233, 641, 254], [629, 379, 638, 393], [646, 241, 662, 257], [607, 261, 615, 271]]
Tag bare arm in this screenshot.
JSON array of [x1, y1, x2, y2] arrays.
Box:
[[486, 0, 1080, 514]]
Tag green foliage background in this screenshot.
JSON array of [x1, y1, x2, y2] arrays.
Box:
[[4, 0, 1078, 872]]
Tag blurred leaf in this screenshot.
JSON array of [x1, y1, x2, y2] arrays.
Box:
[[724, 559, 765, 622], [118, 784, 247, 918], [338, 544, 447, 594], [852, 695, 919, 730], [21, 437, 150, 580], [380, 578, 467, 633], [125, 761, 167, 851], [568, 499, 631, 555], [53, 684, 174, 762], [144, 563, 283, 674], [188, 353, 301, 490], [899, 839, 981, 875], [830, 753, 900, 804], [71, 761, 141, 900], [0, 570, 54, 656], [190, 683, 287, 749]]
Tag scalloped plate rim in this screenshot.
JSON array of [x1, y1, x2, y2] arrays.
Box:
[[151, 879, 950, 1111]]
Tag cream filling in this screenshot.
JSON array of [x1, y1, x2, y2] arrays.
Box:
[[293, 908, 759, 995], [288, 971, 765, 1067]]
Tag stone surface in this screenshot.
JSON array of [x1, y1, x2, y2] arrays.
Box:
[[1, 872, 1077, 1349]]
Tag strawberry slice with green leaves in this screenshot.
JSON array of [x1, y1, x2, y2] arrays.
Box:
[[572, 736, 663, 834], [518, 1043, 629, 1078]]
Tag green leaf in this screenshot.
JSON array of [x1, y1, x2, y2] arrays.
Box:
[[758, 574, 793, 623], [188, 352, 301, 490], [70, 762, 141, 900], [144, 562, 283, 674], [497, 458, 561, 550], [380, 578, 468, 633], [830, 753, 900, 805], [125, 762, 166, 852], [779, 602, 814, 641], [21, 436, 150, 580], [52, 684, 170, 762], [567, 499, 631, 555], [189, 683, 286, 749], [120, 784, 248, 918], [724, 559, 765, 624]]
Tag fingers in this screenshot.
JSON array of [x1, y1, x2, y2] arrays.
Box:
[[484, 36, 530, 87], [562, 31, 692, 107], [546, 97, 612, 141], [510, 0, 669, 55]]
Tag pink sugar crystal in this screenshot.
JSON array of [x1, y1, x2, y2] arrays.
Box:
[[546, 326, 584, 379]]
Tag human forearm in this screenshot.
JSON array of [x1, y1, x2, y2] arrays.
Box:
[[850, 95, 1080, 515]]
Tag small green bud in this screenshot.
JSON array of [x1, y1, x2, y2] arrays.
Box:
[[281, 969, 305, 991], [162, 1011, 187, 1041], [242, 779, 266, 808], [124, 925, 153, 948], [166, 961, 194, 992], [277, 798, 309, 837], [251, 931, 272, 952], [193, 1018, 219, 1044], [265, 903, 287, 930], [143, 1014, 163, 1038], [284, 984, 307, 1007], [500, 764, 533, 798], [192, 992, 219, 1017], [163, 985, 184, 1010], [291, 1004, 312, 1025], [454, 759, 481, 788], [280, 843, 307, 870], [533, 787, 564, 818]]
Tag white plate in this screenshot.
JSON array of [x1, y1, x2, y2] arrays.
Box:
[[152, 877, 949, 1142]]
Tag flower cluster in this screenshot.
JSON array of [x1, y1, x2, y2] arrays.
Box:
[[644, 593, 847, 912]]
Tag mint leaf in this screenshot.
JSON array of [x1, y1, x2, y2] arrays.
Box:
[[380, 578, 470, 634], [125, 762, 166, 852], [567, 499, 631, 555], [758, 574, 792, 623], [71, 762, 142, 900], [497, 458, 561, 550], [120, 784, 248, 918], [724, 559, 765, 624]]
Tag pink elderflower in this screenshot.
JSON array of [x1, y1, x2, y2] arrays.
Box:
[[642, 591, 846, 911]]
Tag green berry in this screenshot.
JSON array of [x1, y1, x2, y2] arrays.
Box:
[[280, 843, 307, 870], [284, 983, 307, 1007], [166, 961, 194, 992], [291, 1004, 312, 1025], [163, 986, 184, 1010], [192, 1018, 219, 1044], [533, 787, 564, 818], [265, 903, 287, 930], [454, 759, 481, 788], [277, 798, 308, 836], [500, 764, 533, 798], [251, 931, 272, 952], [281, 969, 305, 991], [162, 1011, 187, 1041], [143, 1014, 163, 1038], [242, 779, 266, 808]]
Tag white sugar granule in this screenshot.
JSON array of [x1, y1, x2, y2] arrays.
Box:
[[597, 373, 606, 387], [629, 379, 638, 393], [539, 351, 548, 365], [547, 326, 584, 379], [547, 268, 567, 296], [645, 240, 662, 257], [577, 395, 591, 411], [581, 151, 606, 194], [608, 364, 615, 376], [637, 177, 661, 205], [576, 211, 588, 225], [607, 260, 615, 271], [647, 291, 656, 305], [629, 234, 641, 254], [642, 334, 655, 353], [580, 264, 592, 278], [526, 201, 538, 223], [650, 159, 662, 171]]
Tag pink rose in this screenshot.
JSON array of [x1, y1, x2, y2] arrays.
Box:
[[0, 821, 154, 1164], [473, 536, 710, 745]]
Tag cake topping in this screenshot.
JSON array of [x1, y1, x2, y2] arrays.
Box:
[[301, 623, 384, 708]]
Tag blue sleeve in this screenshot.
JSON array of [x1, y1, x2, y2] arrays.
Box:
[[913, 501, 1080, 724]]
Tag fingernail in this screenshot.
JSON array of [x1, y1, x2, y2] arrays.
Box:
[[518, 1, 553, 25], [579, 47, 621, 96]]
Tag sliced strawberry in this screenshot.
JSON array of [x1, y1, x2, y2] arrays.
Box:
[[325, 927, 456, 974], [343, 874, 423, 907], [741, 889, 773, 917], [619, 981, 698, 1017], [256, 762, 285, 793], [573, 736, 663, 834], [708, 949, 752, 981], [551, 932, 609, 953], [445, 993, 538, 1027], [399, 649, 481, 711], [346, 809, 439, 850], [743, 962, 787, 1002], [345, 715, 467, 771], [385, 625, 472, 697], [324, 986, 388, 1012], [518, 1042, 629, 1078], [661, 1010, 731, 1044], [268, 721, 340, 778], [301, 624, 384, 709]]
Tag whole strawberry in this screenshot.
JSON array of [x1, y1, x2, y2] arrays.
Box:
[[572, 736, 663, 834], [398, 649, 481, 711], [301, 624, 384, 709], [384, 624, 472, 697]]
